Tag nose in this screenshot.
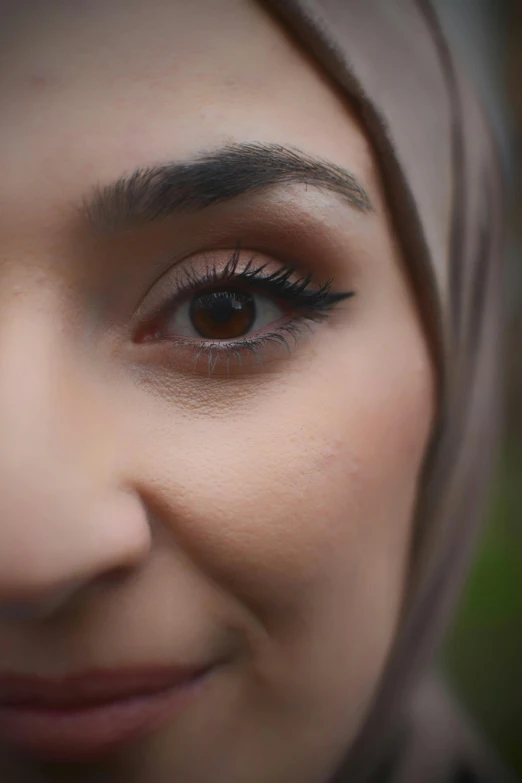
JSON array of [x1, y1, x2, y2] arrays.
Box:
[[0, 306, 151, 621]]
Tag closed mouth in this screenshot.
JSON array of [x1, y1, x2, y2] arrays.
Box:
[[0, 664, 217, 761]]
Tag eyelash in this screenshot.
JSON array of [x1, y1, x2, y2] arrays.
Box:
[[135, 246, 355, 375]]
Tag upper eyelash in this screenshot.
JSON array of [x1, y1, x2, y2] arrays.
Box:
[[159, 245, 353, 316]]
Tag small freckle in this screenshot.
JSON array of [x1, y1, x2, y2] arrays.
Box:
[[29, 71, 58, 91], [32, 74, 47, 87], [345, 457, 360, 474], [317, 439, 351, 467]]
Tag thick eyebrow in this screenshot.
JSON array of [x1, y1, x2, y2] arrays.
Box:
[[80, 142, 374, 234]]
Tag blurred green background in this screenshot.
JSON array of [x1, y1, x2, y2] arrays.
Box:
[[442, 446, 522, 776], [433, 0, 522, 776]]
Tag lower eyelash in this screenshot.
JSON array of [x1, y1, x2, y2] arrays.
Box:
[[169, 313, 325, 377]]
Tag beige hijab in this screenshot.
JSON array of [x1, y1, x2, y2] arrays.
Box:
[[262, 1, 506, 781]]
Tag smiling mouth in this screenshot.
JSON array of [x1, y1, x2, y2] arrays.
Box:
[[0, 664, 216, 761]]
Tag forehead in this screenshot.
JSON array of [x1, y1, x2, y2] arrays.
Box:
[[0, 0, 377, 228]]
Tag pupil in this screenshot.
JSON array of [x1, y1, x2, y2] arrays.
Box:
[[190, 288, 256, 339]]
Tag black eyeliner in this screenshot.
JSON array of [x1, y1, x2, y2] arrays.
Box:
[[164, 246, 355, 317]]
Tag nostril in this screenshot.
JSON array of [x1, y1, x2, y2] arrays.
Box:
[[0, 490, 151, 625], [0, 579, 88, 623], [0, 602, 53, 622]]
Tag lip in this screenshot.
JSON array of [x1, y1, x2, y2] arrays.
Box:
[[0, 665, 214, 761]]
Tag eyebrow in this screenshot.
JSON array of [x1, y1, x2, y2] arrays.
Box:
[[80, 142, 374, 234]]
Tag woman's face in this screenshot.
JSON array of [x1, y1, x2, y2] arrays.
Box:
[[0, 1, 435, 781]]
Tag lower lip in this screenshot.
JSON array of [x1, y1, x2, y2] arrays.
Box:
[[0, 670, 211, 762]]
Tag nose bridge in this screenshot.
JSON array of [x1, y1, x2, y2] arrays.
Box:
[[0, 297, 93, 476], [0, 300, 151, 614]]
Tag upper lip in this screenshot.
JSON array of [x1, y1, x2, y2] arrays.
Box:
[[0, 666, 211, 708]]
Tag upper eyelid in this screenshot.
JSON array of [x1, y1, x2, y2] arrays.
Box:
[[139, 255, 339, 323], [132, 253, 353, 348], [134, 248, 310, 319], [173, 261, 312, 302]]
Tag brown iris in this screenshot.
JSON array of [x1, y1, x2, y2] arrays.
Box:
[[189, 287, 256, 339]]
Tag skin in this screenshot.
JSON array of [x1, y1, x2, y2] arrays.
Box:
[[0, 1, 436, 782]]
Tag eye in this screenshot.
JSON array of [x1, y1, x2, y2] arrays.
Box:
[[161, 285, 284, 341], [132, 248, 355, 376]]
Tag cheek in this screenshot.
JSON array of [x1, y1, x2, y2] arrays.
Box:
[[132, 322, 434, 629], [128, 294, 435, 761]]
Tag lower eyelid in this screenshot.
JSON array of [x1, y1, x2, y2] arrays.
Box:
[[146, 310, 290, 346], [131, 313, 323, 377]]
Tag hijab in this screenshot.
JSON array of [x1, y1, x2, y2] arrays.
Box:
[[261, 1, 507, 781]]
